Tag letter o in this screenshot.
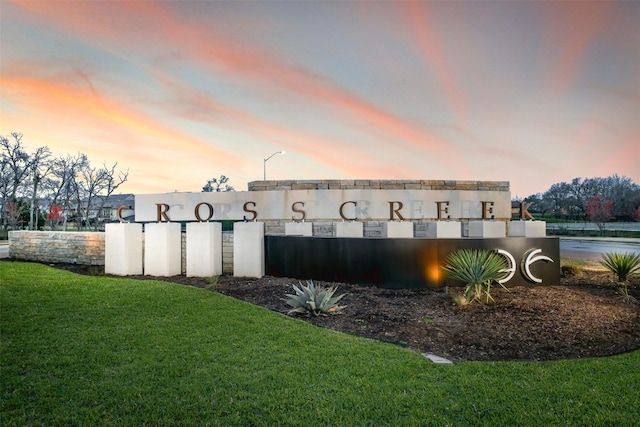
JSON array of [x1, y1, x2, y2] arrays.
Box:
[[194, 202, 214, 222], [339, 201, 357, 221]]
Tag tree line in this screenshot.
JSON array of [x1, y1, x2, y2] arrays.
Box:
[[520, 175, 640, 223], [1, 132, 128, 233], [3, 131, 638, 235]]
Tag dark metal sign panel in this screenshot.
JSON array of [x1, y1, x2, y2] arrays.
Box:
[[265, 236, 560, 289]]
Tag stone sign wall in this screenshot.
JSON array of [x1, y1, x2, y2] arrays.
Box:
[[249, 179, 511, 237], [134, 180, 511, 238]]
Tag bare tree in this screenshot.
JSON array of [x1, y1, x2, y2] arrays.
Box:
[[541, 182, 573, 217], [536, 175, 639, 221], [586, 195, 614, 236], [42, 153, 88, 230], [0, 133, 52, 231], [89, 162, 129, 230], [2, 133, 131, 232], [28, 146, 52, 230], [5, 200, 26, 229], [600, 174, 639, 220], [78, 163, 107, 230], [1, 133, 29, 230]]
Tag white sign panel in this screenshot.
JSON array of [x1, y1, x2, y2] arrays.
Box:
[[134, 189, 511, 222]]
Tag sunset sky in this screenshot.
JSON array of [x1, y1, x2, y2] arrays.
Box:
[[1, 0, 638, 197]]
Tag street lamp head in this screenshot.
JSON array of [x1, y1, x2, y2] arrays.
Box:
[[263, 150, 287, 180]]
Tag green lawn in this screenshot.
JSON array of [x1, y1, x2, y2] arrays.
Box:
[[1, 262, 638, 426]]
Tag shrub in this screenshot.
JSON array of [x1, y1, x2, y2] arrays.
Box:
[[285, 280, 347, 316], [451, 292, 470, 306], [600, 252, 640, 282], [205, 276, 220, 289], [442, 249, 509, 303], [600, 252, 640, 304], [561, 263, 582, 277]]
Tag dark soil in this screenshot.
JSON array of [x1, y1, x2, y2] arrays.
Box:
[[46, 262, 640, 362]]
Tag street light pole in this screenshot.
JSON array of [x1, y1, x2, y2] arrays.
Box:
[[263, 150, 286, 180]]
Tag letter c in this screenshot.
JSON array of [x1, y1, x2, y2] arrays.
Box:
[[116, 204, 129, 223], [339, 201, 357, 221]]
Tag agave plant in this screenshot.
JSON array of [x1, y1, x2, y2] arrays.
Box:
[[442, 249, 509, 303], [285, 280, 347, 316], [600, 252, 640, 282], [600, 252, 640, 304]]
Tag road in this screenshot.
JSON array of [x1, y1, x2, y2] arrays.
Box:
[[0, 244, 8, 259], [560, 239, 640, 261]]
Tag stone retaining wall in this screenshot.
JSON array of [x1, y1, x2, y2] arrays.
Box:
[[9, 230, 105, 265]]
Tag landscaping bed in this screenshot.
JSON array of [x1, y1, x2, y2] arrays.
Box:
[[49, 262, 640, 362]]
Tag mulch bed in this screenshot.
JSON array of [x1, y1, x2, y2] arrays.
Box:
[[39, 261, 640, 362]]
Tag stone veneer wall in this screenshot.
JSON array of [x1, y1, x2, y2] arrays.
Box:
[[249, 179, 510, 237], [9, 230, 234, 274], [9, 230, 105, 265]]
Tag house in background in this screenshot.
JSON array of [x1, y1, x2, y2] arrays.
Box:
[[91, 193, 135, 223], [62, 193, 136, 227]]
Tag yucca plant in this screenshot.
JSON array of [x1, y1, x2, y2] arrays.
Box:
[[600, 252, 640, 304], [285, 280, 347, 316], [442, 249, 509, 303], [600, 252, 640, 282]]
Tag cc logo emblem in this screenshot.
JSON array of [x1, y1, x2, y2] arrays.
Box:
[[495, 249, 516, 284], [521, 248, 554, 283], [494, 248, 554, 284]]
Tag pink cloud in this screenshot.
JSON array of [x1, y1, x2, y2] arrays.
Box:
[[10, 0, 464, 175], [152, 73, 404, 179], [399, 1, 468, 125], [542, 1, 614, 92], [1, 71, 244, 166]]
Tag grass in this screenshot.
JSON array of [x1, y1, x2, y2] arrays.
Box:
[[1, 262, 639, 426], [561, 257, 608, 274]]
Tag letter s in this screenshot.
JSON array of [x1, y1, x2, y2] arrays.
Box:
[[243, 201, 257, 221], [291, 201, 306, 221]]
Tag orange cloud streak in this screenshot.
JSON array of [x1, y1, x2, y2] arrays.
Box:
[[543, 1, 614, 92], [1, 73, 244, 166], [401, 1, 467, 125], [153, 73, 403, 179], [10, 0, 465, 176]]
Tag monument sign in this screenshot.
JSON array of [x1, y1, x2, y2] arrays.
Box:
[[104, 179, 559, 288]]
